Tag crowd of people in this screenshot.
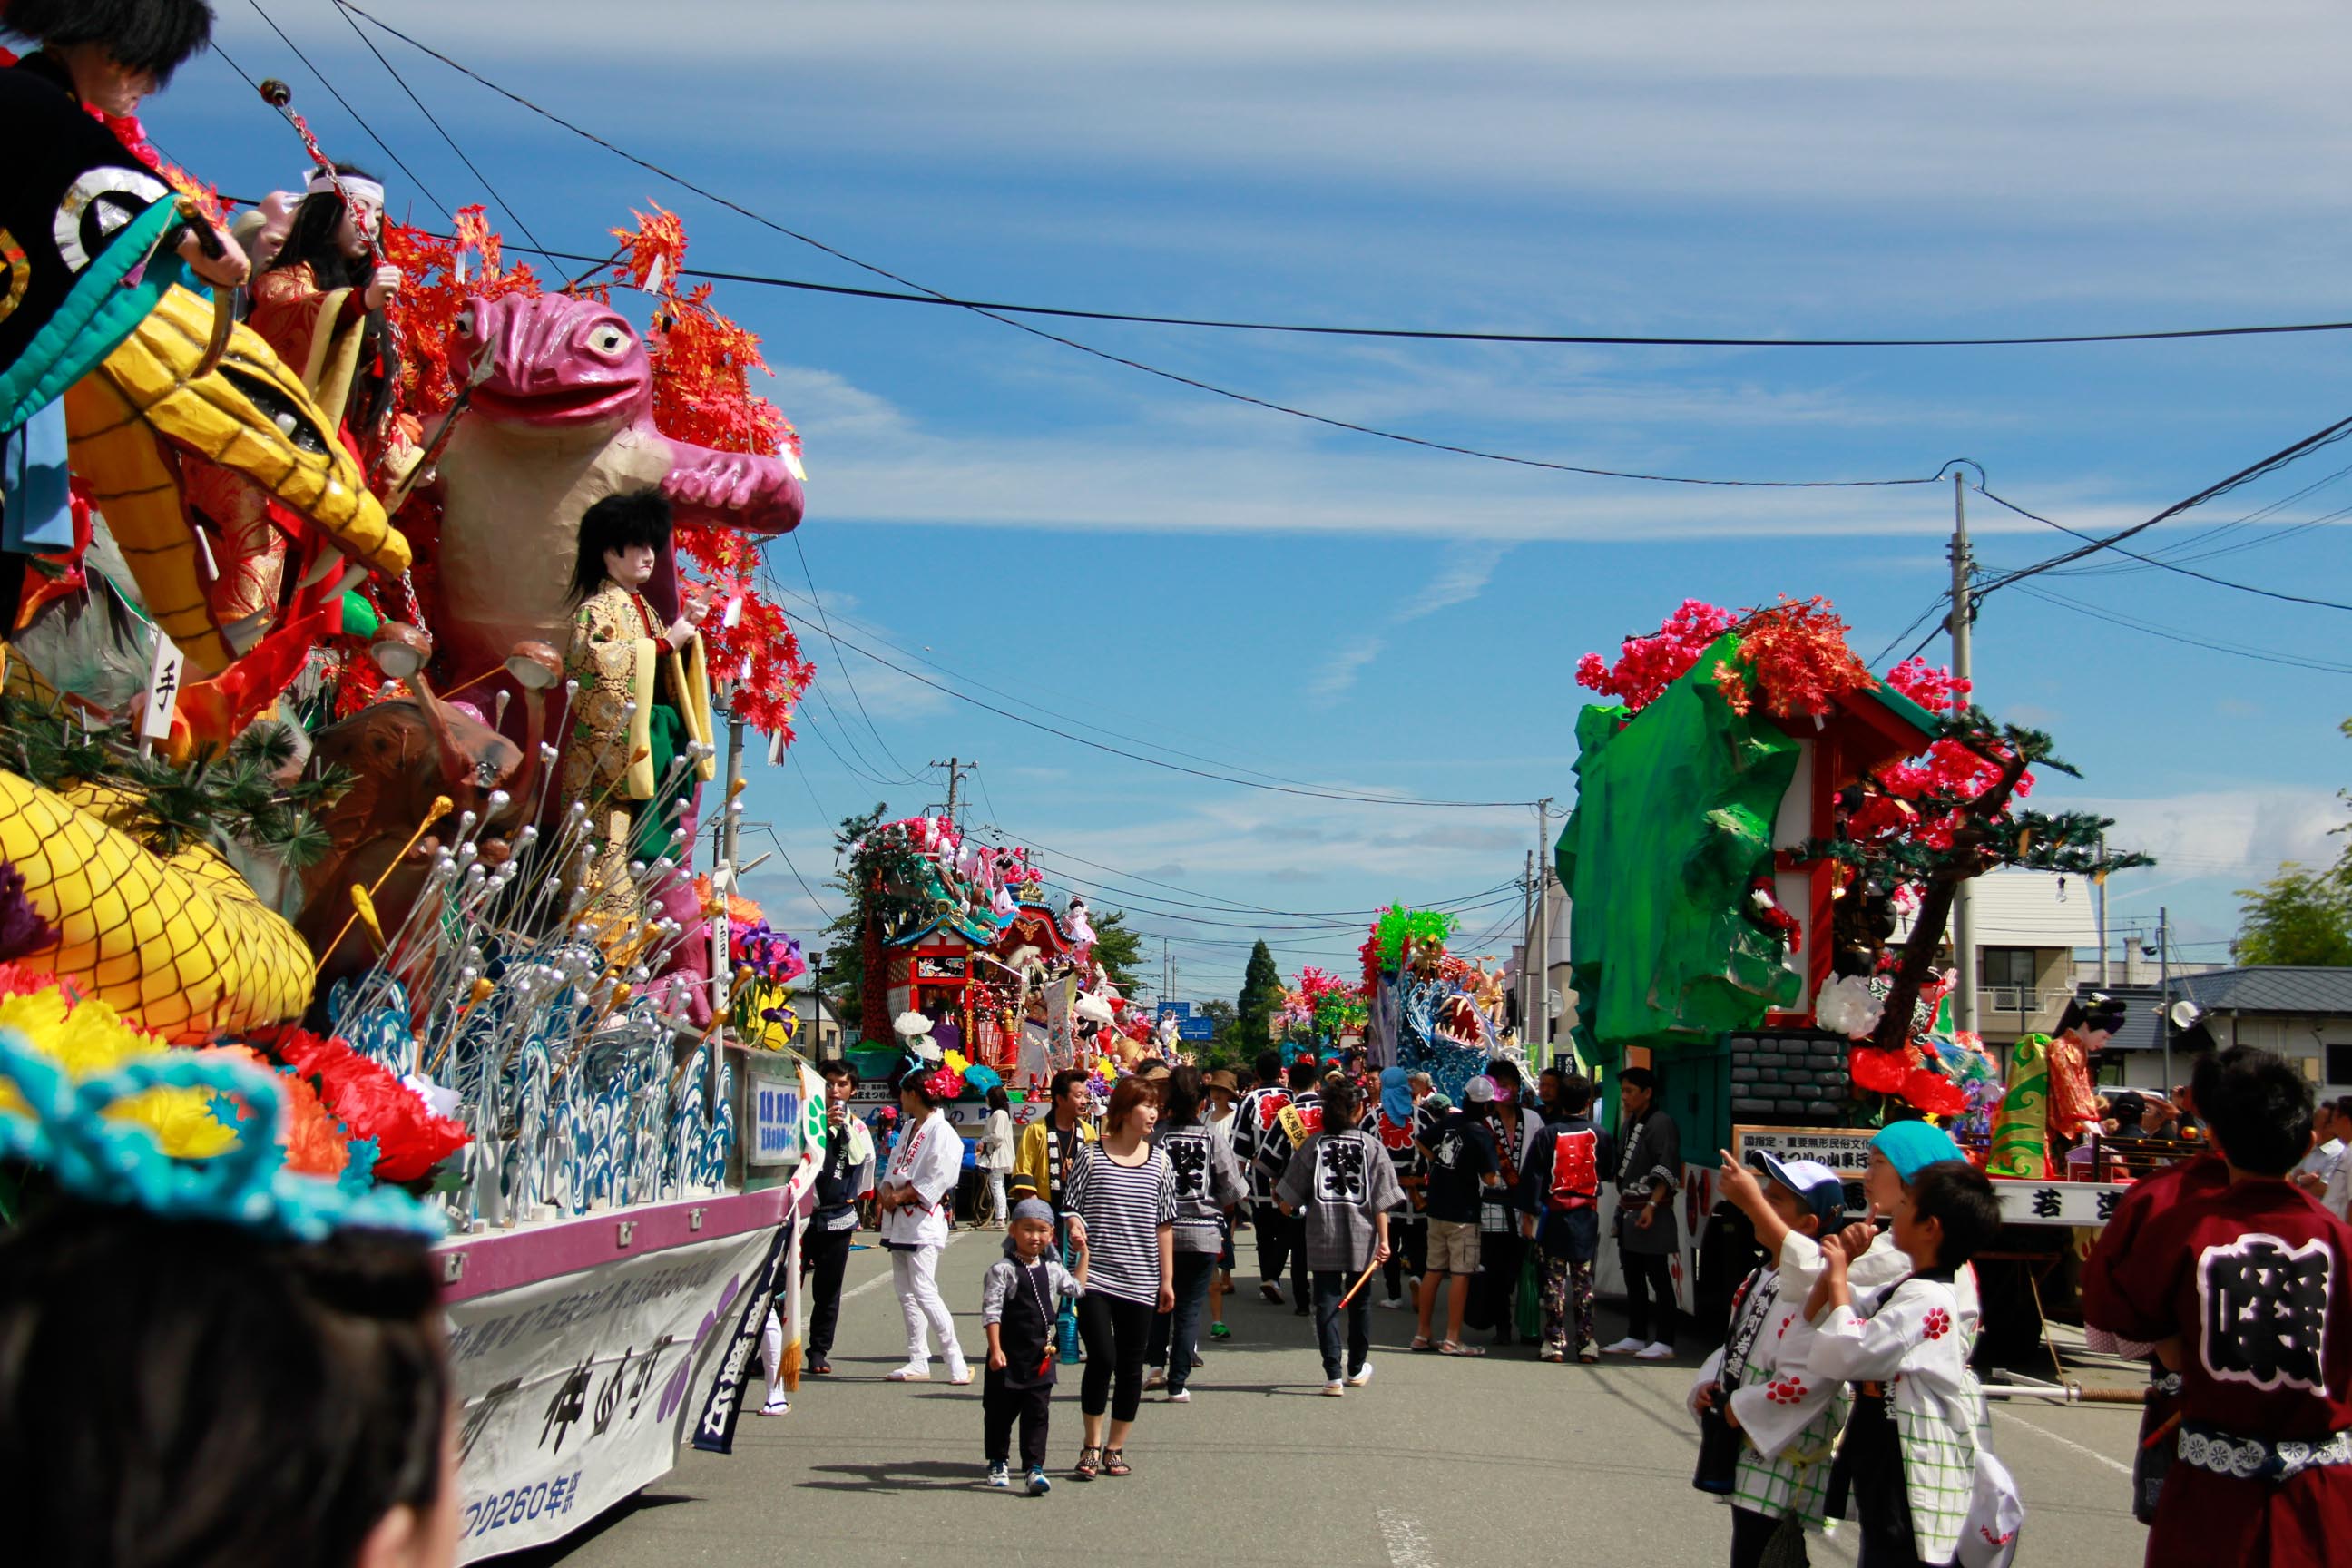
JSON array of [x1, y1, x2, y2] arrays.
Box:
[[756, 1039, 2352, 1568]]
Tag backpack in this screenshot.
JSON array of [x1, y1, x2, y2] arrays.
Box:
[[1546, 1126, 1600, 1213]]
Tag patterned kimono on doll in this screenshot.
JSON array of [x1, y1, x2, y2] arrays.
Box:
[[562, 577, 715, 917], [1692, 1230, 1857, 1534]]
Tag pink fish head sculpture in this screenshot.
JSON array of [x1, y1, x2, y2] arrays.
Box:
[[429, 290, 806, 690]]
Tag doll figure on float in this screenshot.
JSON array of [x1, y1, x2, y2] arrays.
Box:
[[561, 490, 716, 924], [2045, 993, 2126, 1153], [191, 163, 413, 626]]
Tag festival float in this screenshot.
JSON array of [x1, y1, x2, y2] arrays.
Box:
[[1555, 597, 2158, 1342], [0, 56, 841, 1558], [836, 808, 1141, 1149]]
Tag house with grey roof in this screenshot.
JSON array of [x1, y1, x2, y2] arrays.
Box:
[[2171, 966, 2352, 1092]]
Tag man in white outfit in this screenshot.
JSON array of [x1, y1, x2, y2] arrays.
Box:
[[879, 1068, 971, 1382]]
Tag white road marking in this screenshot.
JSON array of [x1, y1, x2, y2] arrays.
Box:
[[1377, 1506, 1438, 1568], [1995, 1408, 2133, 1476]]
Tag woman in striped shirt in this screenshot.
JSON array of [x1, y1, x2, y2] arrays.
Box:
[[1062, 1075, 1176, 1479]]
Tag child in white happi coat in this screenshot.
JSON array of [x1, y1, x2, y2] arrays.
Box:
[[1807, 1161, 2014, 1568], [1691, 1151, 1856, 1568]]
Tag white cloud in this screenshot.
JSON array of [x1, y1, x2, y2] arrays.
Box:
[[2058, 788, 2345, 882], [1307, 635, 1387, 703]]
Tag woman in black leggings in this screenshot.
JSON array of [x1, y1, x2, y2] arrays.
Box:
[[1062, 1075, 1175, 1478]]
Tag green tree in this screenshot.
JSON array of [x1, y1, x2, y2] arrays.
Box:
[[816, 802, 889, 1038], [1235, 939, 1285, 1046], [2234, 864, 2352, 966], [1092, 908, 1146, 992]]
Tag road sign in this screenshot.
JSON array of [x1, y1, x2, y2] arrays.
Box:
[[1157, 1002, 1193, 1020], [1177, 1016, 1216, 1041]]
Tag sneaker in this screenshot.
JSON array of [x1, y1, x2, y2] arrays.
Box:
[[1635, 1341, 1675, 1361], [1259, 1282, 1284, 1304], [1143, 1366, 1167, 1390], [1600, 1336, 1645, 1356], [1027, 1467, 1053, 1496], [1166, 1387, 1191, 1404], [1210, 1322, 1230, 1339], [886, 1363, 931, 1382], [1376, 1295, 1408, 1310], [1323, 1379, 1347, 1396], [1347, 1360, 1376, 1387], [986, 1462, 1012, 1489], [1293, 1305, 1310, 1317], [757, 1396, 790, 1416]]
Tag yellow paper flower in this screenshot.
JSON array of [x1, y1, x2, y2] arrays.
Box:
[[0, 984, 238, 1159], [943, 1049, 973, 1078]]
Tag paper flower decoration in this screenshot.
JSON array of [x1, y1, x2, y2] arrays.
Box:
[[266, 1027, 472, 1182], [894, 1010, 934, 1040], [204, 1044, 348, 1179], [1815, 975, 1886, 1040], [0, 974, 234, 1159]]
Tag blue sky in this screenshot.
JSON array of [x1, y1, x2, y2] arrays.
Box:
[[151, 2, 2352, 996]]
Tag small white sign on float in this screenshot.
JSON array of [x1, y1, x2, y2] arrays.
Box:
[[747, 1067, 804, 1169]]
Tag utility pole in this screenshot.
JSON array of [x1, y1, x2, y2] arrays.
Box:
[[1520, 850, 1536, 1050], [2095, 832, 2110, 987], [2159, 905, 2174, 1097], [1947, 472, 1978, 1039], [1532, 798, 1554, 1067], [930, 757, 968, 827]]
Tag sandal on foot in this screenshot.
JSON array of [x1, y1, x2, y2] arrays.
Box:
[[1073, 1446, 1101, 1481], [1102, 1447, 1132, 1477], [1437, 1340, 1486, 1357], [1409, 1336, 1436, 1352]]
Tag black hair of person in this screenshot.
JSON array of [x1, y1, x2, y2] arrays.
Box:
[[1285, 1058, 1319, 1092], [819, 1059, 858, 1087], [2202, 1045, 2318, 1177], [1906, 1161, 2003, 1272], [898, 1072, 942, 1109], [0, 1200, 447, 1568], [566, 489, 674, 604], [1619, 1065, 1660, 1094], [1556, 1073, 1594, 1117], [1161, 1065, 1205, 1127], [1322, 1078, 1364, 1124], [1254, 1049, 1283, 1082], [2, 0, 214, 84], [986, 1084, 1011, 1115], [2057, 994, 2130, 1037], [268, 162, 382, 291], [1049, 1068, 1089, 1103], [1485, 1056, 1522, 1089]]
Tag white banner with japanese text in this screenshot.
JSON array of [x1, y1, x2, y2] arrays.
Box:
[[447, 1227, 776, 1561]]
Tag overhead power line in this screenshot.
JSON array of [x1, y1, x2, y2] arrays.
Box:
[[2009, 584, 2352, 676], [1969, 415, 2352, 610], [329, 4, 1953, 493]]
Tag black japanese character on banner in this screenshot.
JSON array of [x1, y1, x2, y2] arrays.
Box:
[[2032, 1188, 2063, 1220], [2198, 1233, 2332, 1393], [459, 1377, 522, 1462], [593, 1347, 634, 1436], [2096, 1189, 2122, 1224], [541, 1357, 593, 1453], [1316, 1138, 1367, 1203], [1166, 1137, 1209, 1199]]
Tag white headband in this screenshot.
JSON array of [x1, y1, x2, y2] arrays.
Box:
[[305, 170, 387, 209]]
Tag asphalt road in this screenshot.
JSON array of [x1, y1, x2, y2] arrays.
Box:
[[511, 1228, 2152, 1568]]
